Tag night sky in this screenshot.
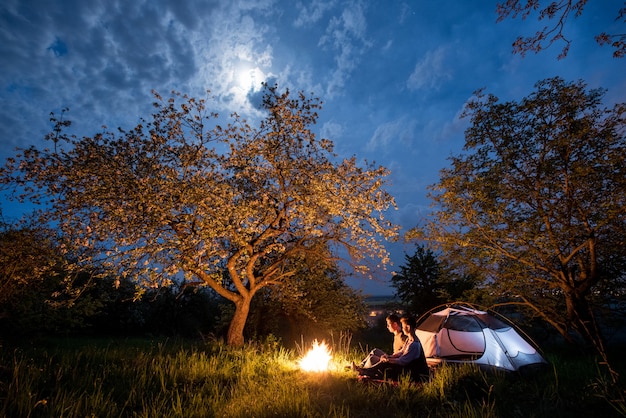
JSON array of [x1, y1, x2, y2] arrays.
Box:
[[1, 0, 623, 294]]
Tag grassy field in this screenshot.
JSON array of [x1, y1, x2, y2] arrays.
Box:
[[0, 336, 624, 418]]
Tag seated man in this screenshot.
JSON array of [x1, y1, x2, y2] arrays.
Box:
[[354, 315, 429, 382], [357, 314, 406, 368]]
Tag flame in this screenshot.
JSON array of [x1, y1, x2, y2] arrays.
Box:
[[299, 339, 332, 372]]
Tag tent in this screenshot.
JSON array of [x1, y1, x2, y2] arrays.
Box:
[[415, 304, 547, 372]]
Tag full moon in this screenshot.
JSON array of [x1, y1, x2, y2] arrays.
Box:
[[235, 65, 264, 91]]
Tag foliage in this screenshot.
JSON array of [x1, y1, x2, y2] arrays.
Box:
[[247, 249, 368, 344], [0, 221, 223, 337], [0, 84, 398, 346], [0, 225, 107, 334], [0, 337, 623, 417], [0, 272, 105, 335], [413, 77, 626, 367], [496, 1, 626, 58], [391, 245, 484, 317], [0, 224, 63, 309], [391, 245, 443, 316], [0, 266, 224, 338]]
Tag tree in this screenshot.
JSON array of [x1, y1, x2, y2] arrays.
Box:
[[391, 245, 483, 316], [0, 223, 109, 334], [413, 77, 625, 372], [0, 223, 71, 315], [391, 245, 443, 316], [0, 85, 398, 346], [496, 1, 626, 58]]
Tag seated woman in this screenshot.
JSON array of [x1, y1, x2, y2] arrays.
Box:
[[357, 314, 406, 368], [354, 315, 429, 382]]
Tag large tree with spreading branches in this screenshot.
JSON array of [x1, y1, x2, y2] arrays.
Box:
[[0, 85, 398, 346], [413, 77, 625, 375]]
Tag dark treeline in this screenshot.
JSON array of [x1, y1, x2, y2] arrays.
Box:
[[0, 225, 368, 345]]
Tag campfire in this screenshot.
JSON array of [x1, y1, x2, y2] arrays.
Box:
[[299, 339, 332, 372]]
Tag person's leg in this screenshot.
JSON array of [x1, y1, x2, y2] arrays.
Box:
[[363, 354, 381, 368], [359, 363, 404, 381], [371, 348, 386, 357], [360, 348, 385, 367], [358, 362, 386, 379]]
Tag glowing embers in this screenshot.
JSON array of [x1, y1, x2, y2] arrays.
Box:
[[299, 340, 332, 372]]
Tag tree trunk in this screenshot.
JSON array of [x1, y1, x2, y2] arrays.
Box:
[[565, 289, 619, 383], [226, 296, 251, 347], [565, 290, 602, 347]]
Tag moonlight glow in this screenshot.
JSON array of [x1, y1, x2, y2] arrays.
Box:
[[235, 65, 265, 91]]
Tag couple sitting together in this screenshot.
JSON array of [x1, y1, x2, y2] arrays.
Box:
[[352, 314, 429, 382]]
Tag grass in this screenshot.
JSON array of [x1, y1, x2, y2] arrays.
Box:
[[0, 336, 624, 418]]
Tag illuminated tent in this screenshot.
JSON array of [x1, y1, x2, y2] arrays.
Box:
[[415, 304, 547, 372]]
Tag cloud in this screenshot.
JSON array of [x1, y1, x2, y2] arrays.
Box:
[[1, 0, 202, 140], [294, 0, 337, 27], [1, 0, 623, 297], [366, 118, 417, 153], [47, 37, 68, 56], [318, 0, 372, 97], [392, 201, 431, 234], [406, 46, 451, 91], [190, 2, 279, 113], [0, 0, 281, 155], [321, 120, 344, 141]]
